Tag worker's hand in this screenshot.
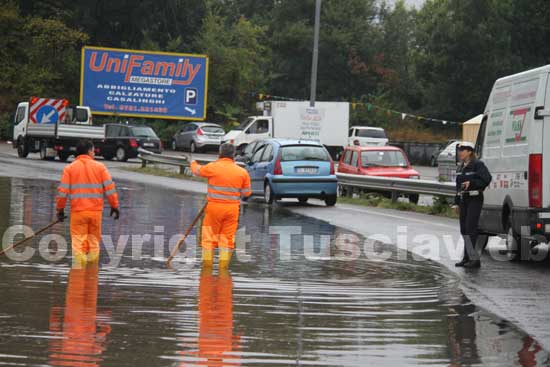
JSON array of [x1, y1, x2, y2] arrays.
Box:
[[110, 207, 120, 220], [462, 181, 471, 190], [57, 209, 65, 222], [241, 195, 250, 202]]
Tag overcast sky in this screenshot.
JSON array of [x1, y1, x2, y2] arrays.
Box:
[[395, 0, 426, 8]]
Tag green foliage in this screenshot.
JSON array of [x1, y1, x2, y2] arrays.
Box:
[[3, 0, 550, 142]]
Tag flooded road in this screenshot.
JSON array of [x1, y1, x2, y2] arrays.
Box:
[[0, 176, 548, 366]]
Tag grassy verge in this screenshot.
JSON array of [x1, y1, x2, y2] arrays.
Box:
[[337, 193, 458, 219], [122, 166, 207, 182]]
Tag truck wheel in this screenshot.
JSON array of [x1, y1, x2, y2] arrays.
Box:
[[39, 140, 53, 161], [264, 183, 275, 204], [325, 195, 337, 207], [58, 152, 70, 162], [17, 140, 28, 158], [116, 147, 128, 162]]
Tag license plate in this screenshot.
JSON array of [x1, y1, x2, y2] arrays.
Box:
[[296, 167, 318, 174], [143, 143, 155, 147]]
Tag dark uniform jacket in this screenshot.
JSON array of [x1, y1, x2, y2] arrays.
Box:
[[455, 159, 492, 204]]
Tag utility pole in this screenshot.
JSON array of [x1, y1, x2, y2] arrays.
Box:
[[309, 0, 321, 107]]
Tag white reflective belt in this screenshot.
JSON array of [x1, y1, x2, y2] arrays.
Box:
[[208, 184, 241, 193], [207, 193, 241, 201], [70, 193, 104, 199]]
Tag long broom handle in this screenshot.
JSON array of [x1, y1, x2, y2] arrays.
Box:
[[0, 218, 63, 256], [166, 203, 207, 266]]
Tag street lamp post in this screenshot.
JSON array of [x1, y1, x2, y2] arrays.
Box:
[[309, 0, 322, 107]]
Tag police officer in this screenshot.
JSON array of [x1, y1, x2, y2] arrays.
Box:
[[454, 142, 492, 268]]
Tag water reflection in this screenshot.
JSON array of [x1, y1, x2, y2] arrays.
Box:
[[0, 176, 549, 366], [48, 264, 111, 367]]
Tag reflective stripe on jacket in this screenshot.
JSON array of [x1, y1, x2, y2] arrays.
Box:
[[191, 158, 252, 205], [56, 155, 119, 212]]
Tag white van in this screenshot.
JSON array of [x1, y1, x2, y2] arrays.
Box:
[[348, 126, 388, 147], [477, 65, 550, 260]]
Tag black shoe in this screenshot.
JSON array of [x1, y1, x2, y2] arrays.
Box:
[[463, 260, 481, 269], [455, 260, 468, 267]]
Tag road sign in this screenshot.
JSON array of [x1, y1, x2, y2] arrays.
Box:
[[80, 46, 209, 121], [29, 98, 67, 124]]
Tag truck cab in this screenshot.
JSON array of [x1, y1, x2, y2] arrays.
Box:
[[223, 116, 273, 153]]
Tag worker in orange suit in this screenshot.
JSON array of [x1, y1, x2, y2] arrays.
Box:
[[56, 139, 120, 266], [190, 143, 251, 268]]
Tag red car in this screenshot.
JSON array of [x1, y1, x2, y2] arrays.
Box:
[[338, 146, 421, 203]]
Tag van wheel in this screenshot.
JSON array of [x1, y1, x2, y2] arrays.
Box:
[[17, 140, 28, 158], [325, 195, 337, 207], [116, 147, 128, 162], [506, 219, 526, 262], [264, 183, 275, 204]]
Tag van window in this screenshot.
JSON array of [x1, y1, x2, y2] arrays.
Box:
[[348, 129, 355, 137], [475, 116, 488, 158], [356, 129, 386, 139]]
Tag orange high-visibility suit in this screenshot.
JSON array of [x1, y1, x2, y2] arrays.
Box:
[[197, 268, 240, 366], [48, 264, 111, 367], [191, 158, 251, 250], [56, 155, 119, 261]]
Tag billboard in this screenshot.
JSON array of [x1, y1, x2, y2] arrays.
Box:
[[80, 46, 208, 120]]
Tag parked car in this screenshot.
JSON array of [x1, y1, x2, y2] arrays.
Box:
[[172, 122, 224, 153], [243, 139, 338, 206], [338, 146, 421, 203], [436, 141, 463, 182], [98, 124, 162, 162], [348, 126, 388, 147], [430, 139, 459, 167]]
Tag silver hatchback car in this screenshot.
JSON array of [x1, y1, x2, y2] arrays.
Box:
[[172, 122, 225, 152]]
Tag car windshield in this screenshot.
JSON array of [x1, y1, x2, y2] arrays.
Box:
[[131, 127, 158, 138], [356, 129, 387, 139], [201, 126, 224, 134], [280, 145, 330, 162], [361, 150, 407, 167], [233, 118, 254, 131]]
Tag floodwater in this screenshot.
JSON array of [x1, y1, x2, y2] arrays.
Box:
[[0, 176, 548, 367]]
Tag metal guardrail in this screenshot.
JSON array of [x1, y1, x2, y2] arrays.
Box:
[[337, 172, 456, 199], [137, 148, 240, 175]]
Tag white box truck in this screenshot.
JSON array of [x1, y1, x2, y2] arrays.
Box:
[[477, 65, 550, 260], [13, 97, 104, 161], [223, 101, 349, 158]]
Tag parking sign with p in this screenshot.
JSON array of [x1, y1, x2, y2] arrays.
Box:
[[185, 88, 198, 105]]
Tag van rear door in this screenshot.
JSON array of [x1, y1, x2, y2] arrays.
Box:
[[540, 73, 550, 208]]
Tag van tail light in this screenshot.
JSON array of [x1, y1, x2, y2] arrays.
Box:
[[330, 159, 335, 175], [196, 128, 204, 136], [529, 154, 543, 208], [274, 156, 283, 175], [129, 138, 139, 148]]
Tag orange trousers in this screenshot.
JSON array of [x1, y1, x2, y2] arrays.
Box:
[[70, 211, 102, 259], [201, 203, 240, 250]]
